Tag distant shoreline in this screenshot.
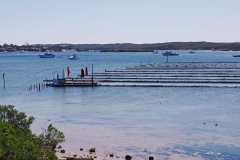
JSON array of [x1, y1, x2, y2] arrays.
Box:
[[1, 42, 240, 53]]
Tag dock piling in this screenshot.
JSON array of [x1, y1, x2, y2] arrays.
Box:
[[91, 64, 94, 87], [2, 72, 6, 89], [166, 55, 169, 63]]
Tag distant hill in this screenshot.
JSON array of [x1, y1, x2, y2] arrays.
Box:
[[1, 42, 240, 52]]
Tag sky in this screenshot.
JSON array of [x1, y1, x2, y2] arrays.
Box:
[[0, 0, 240, 44]]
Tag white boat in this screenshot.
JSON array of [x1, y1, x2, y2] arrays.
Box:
[[153, 50, 179, 56], [68, 54, 78, 60], [153, 50, 160, 54], [39, 53, 55, 58], [189, 51, 195, 54]]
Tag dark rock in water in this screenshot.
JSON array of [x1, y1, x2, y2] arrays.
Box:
[[125, 155, 132, 160], [73, 154, 77, 158], [203, 122, 206, 125], [89, 148, 96, 154], [57, 145, 62, 149], [215, 123, 218, 127], [149, 156, 154, 160], [80, 148, 84, 151], [109, 153, 114, 157], [60, 149, 66, 153]]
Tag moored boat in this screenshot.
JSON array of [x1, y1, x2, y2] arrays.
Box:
[[39, 53, 55, 58], [153, 50, 160, 54], [232, 55, 240, 57], [189, 51, 195, 54], [68, 54, 78, 60], [162, 51, 179, 56]]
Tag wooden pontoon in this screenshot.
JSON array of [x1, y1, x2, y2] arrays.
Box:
[[45, 78, 97, 87]]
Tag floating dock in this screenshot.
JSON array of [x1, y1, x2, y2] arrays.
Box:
[[44, 79, 97, 87], [45, 63, 240, 88]]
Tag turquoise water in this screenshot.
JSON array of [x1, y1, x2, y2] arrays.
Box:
[[1, 51, 240, 159]]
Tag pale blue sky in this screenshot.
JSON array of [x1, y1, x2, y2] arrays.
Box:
[[0, 0, 240, 44]]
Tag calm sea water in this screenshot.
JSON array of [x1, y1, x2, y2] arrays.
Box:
[[1, 51, 240, 160]]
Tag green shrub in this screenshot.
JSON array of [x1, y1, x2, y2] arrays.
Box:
[[0, 105, 65, 160]]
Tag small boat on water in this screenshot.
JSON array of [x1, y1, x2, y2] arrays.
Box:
[[162, 51, 179, 56], [68, 54, 78, 60], [153, 50, 160, 54], [39, 53, 55, 58], [189, 51, 195, 54], [232, 55, 240, 57]]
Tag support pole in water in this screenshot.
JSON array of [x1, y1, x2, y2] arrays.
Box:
[[91, 64, 94, 87], [2, 72, 5, 89]]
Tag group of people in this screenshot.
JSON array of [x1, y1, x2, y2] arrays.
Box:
[[56, 66, 90, 79]]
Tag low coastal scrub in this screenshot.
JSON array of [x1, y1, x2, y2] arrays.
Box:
[[0, 105, 64, 160]]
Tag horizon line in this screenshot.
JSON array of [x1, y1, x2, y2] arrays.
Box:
[[1, 41, 240, 46]]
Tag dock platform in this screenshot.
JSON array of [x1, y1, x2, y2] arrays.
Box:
[[44, 63, 240, 88]]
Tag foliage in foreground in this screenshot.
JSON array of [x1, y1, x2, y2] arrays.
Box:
[[0, 105, 65, 160]]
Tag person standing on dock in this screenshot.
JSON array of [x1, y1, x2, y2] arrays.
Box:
[[66, 66, 71, 78], [85, 67, 88, 76], [80, 68, 85, 78], [62, 69, 65, 79]]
